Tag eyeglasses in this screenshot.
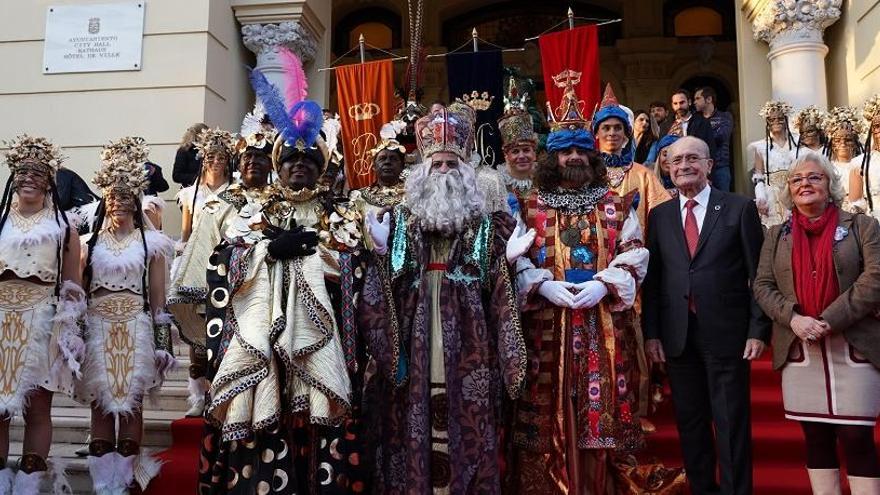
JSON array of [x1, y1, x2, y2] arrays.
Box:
[[788, 173, 826, 186], [669, 154, 707, 166]]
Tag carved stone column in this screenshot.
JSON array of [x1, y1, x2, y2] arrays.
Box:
[[750, 0, 842, 110], [240, 21, 318, 100]]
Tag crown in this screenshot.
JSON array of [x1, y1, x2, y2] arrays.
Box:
[[348, 102, 381, 122], [94, 137, 150, 196], [503, 76, 530, 114], [498, 112, 537, 150], [194, 128, 236, 159], [3, 135, 63, 177], [415, 104, 474, 159], [758, 100, 793, 119], [546, 78, 588, 132], [822, 106, 867, 136], [863, 94, 880, 122], [459, 90, 495, 112], [794, 105, 827, 131]]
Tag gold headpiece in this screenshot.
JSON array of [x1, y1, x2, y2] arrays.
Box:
[[415, 103, 475, 159], [822, 106, 867, 137], [3, 135, 63, 178], [758, 100, 793, 119], [194, 128, 236, 159], [94, 137, 150, 197], [547, 79, 589, 132], [863, 94, 880, 122], [369, 122, 407, 159], [793, 105, 827, 131], [498, 76, 538, 150]]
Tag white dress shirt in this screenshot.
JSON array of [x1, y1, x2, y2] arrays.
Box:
[[679, 184, 711, 233]]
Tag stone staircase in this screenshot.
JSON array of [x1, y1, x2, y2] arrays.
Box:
[[8, 344, 193, 494]]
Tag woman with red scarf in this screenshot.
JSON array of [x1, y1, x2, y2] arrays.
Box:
[[754, 151, 880, 494]]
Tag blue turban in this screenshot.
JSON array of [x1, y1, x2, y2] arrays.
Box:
[[591, 105, 632, 134], [656, 134, 679, 152], [546, 129, 595, 153]]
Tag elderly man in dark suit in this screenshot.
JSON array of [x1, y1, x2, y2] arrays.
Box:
[[643, 136, 770, 495]]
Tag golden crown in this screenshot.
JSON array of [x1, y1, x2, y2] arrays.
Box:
[[3, 135, 63, 177], [822, 106, 867, 136], [758, 100, 793, 119], [863, 94, 880, 122], [459, 91, 495, 112], [793, 105, 827, 130], [194, 128, 236, 159], [94, 137, 150, 196], [348, 102, 381, 122]]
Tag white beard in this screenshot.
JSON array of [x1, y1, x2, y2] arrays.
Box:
[[405, 161, 486, 236]]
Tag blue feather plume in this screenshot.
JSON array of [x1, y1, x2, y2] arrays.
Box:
[[288, 100, 323, 149], [247, 68, 296, 145]]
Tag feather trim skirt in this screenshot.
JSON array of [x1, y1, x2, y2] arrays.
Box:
[[782, 332, 880, 426], [0, 280, 75, 417], [77, 292, 161, 416]]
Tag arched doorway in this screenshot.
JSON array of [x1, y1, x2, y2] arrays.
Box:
[[680, 75, 733, 112]]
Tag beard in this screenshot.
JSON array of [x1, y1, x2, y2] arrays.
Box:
[[405, 161, 486, 236], [559, 160, 594, 187]]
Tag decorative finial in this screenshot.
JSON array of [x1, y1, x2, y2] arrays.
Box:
[[358, 33, 365, 43], [472, 27, 478, 38], [568, 7, 574, 18]]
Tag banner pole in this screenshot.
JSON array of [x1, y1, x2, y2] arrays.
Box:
[[472, 27, 479, 52], [568, 7, 575, 29], [359, 34, 366, 64]]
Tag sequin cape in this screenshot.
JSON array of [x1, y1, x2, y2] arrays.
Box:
[[357, 206, 527, 494], [508, 189, 644, 493]]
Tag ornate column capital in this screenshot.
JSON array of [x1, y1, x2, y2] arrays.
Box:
[[750, 0, 842, 48], [241, 21, 318, 63]]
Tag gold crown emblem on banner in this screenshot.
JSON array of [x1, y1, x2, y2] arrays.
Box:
[[348, 102, 381, 121], [461, 91, 494, 112]]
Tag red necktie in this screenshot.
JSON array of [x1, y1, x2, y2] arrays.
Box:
[[684, 199, 699, 257], [685, 199, 699, 312]]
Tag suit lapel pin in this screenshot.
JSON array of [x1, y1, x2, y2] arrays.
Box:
[[714, 205, 721, 211]]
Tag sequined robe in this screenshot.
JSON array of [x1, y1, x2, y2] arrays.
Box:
[[358, 207, 527, 494], [509, 187, 649, 494]]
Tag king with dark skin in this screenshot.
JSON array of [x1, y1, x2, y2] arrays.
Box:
[[239, 149, 272, 189], [374, 148, 405, 187]]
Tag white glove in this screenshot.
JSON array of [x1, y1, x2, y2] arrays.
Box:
[[366, 210, 391, 255], [754, 181, 768, 204], [572, 280, 609, 310], [506, 223, 536, 264], [538, 280, 576, 308]]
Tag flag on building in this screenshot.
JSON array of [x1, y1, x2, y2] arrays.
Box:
[[446, 50, 504, 166], [335, 59, 395, 190], [539, 25, 601, 126]]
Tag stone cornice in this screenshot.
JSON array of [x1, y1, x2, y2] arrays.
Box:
[[231, 0, 323, 63], [748, 0, 842, 48]]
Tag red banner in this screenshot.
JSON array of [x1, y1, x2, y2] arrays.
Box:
[[335, 59, 395, 190], [539, 25, 600, 122]]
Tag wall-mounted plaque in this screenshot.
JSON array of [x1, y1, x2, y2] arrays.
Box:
[[43, 2, 145, 74]]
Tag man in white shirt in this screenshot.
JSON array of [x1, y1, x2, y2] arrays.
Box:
[[642, 136, 770, 495]]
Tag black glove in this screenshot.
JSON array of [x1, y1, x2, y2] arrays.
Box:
[[267, 226, 320, 260]]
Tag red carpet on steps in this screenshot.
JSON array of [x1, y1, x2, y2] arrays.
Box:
[[143, 417, 203, 495], [644, 356, 880, 495], [144, 358, 878, 494]]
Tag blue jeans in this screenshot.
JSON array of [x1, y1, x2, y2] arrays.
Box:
[[710, 166, 731, 192]]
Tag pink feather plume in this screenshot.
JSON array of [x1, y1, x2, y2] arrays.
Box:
[[278, 46, 308, 111]]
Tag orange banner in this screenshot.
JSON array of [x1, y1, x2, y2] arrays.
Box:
[[335, 59, 395, 190]]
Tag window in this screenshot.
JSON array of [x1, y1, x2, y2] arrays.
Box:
[[673, 7, 723, 37], [348, 22, 393, 50], [333, 8, 402, 57]]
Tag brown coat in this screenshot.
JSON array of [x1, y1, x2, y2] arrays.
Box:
[[753, 210, 880, 369]]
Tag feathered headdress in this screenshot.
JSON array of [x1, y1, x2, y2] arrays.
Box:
[[822, 106, 866, 137], [758, 100, 793, 119], [3, 135, 63, 177], [863, 94, 880, 122], [794, 105, 827, 131], [94, 137, 150, 197], [369, 122, 407, 159], [278, 46, 308, 109], [194, 128, 236, 159], [239, 101, 277, 150], [270, 100, 329, 172]]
